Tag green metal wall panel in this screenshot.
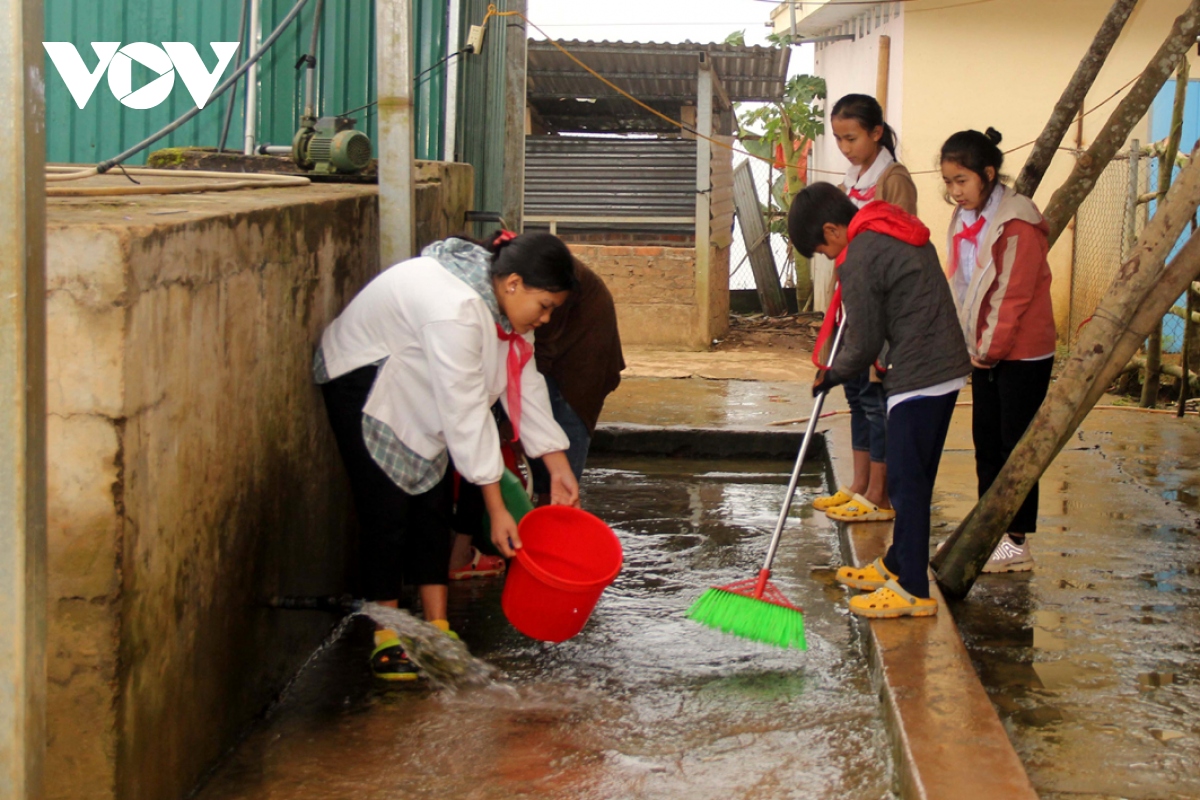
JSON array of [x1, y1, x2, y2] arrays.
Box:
[[44, 0, 447, 166], [455, 0, 510, 224], [413, 0, 447, 160]]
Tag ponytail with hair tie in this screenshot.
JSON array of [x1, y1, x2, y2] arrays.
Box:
[[492, 229, 518, 249]]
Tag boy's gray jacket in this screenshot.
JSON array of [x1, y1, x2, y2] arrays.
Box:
[[827, 231, 971, 396]]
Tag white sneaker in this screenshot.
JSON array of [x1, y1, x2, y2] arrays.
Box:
[[982, 534, 1034, 573]]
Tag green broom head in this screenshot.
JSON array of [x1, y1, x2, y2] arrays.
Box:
[[686, 574, 806, 650]]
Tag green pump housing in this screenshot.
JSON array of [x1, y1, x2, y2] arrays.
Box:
[[292, 116, 373, 175]]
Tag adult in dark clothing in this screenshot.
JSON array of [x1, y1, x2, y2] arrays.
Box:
[[789, 182, 971, 618], [528, 259, 625, 499]]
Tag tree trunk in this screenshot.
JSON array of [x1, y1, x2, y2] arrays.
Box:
[[1041, 0, 1200, 246], [932, 143, 1200, 599], [1140, 321, 1163, 406], [1014, 0, 1140, 199]]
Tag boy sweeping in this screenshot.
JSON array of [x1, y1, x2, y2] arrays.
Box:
[[789, 183, 971, 618]]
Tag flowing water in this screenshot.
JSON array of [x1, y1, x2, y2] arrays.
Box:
[[195, 456, 894, 800]]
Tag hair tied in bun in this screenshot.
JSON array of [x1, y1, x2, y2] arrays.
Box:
[[985, 127, 1003, 146]]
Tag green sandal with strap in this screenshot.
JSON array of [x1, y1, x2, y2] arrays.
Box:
[[371, 631, 420, 682]]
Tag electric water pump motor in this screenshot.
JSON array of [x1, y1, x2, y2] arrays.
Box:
[[292, 116, 373, 175]]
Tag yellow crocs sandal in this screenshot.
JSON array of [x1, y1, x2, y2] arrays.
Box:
[[835, 556, 897, 590], [848, 579, 938, 618], [825, 493, 896, 522], [813, 486, 855, 511]]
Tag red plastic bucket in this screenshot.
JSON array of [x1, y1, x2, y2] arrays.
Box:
[[501, 506, 623, 643]]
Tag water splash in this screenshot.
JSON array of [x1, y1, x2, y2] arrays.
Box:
[[357, 602, 497, 689]]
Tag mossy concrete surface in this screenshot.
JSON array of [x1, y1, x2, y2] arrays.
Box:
[[44, 163, 472, 800]]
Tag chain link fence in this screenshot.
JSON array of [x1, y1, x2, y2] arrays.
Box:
[[1071, 148, 1156, 347], [729, 155, 796, 292]]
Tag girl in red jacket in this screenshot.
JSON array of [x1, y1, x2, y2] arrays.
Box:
[[941, 128, 1056, 574]]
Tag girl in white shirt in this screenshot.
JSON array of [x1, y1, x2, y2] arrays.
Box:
[[315, 231, 580, 680]]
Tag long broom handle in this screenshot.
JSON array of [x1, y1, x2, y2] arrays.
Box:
[[757, 317, 848, 585]]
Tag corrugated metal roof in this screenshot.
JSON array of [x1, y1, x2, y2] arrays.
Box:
[[527, 39, 789, 134], [524, 136, 695, 230]]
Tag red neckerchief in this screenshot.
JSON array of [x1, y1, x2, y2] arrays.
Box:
[[848, 185, 876, 204], [811, 201, 931, 369], [949, 214, 987, 277], [495, 324, 533, 441]]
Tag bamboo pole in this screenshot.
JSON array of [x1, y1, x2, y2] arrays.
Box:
[[1014, 0, 1140, 198], [933, 141, 1200, 599], [1041, 0, 1200, 247]]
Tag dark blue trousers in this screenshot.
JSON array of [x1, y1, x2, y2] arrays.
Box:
[[881, 392, 958, 598]]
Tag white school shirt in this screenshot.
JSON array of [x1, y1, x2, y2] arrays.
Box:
[[953, 183, 1003, 290], [318, 255, 569, 487], [843, 149, 895, 209]]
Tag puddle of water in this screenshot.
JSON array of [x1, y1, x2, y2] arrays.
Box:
[[936, 414, 1200, 799], [194, 456, 893, 800]]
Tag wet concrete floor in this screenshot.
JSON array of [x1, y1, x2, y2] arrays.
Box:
[[932, 407, 1200, 800], [195, 456, 893, 800], [606, 362, 1200, 799], [198, 347, 1200, 799]]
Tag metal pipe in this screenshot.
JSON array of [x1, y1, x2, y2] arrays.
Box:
[[303, 0, 325, 118], [377, 0, 416, 265], [219, 0, 251, 152], [97, 0, 312, 172], [257, 145, 293, 156], [1123, 138, 1140, 262], [0, 0, 48, 793], [443, 0, 462, 161], [244, 0, 263, 155]]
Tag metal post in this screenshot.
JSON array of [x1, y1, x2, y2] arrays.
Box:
[[443, 0, 462, 161], [0, 0, 48, 796], [243, 0, 262, 155], [501, 0, 527, 231], [1123, 138, 1140, 262], [695, 55, 713, 346], [789, 0, 797, 41], [377, 0, 416, 266]]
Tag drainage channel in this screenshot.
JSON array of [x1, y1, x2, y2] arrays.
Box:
[[194, 434, 897, 800]]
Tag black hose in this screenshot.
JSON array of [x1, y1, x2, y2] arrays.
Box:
[[97, 0, 313, 173], [218, 0, 251, 153]]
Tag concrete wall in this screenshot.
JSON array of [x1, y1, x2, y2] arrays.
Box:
[[44, 163, 473, 800]]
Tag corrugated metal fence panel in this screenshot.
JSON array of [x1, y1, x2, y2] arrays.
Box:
[[44, 0, 245, 164], [44, 0, 446, 165], [455, 0, 511, 223], [413, 0, 447, 160], [524, 137, 697, 218]]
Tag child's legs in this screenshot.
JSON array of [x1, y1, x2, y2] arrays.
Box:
[[401, 471, 454, 608], [882, 392, 958, 598], [321, 367, 454, 610], [322, 367, 408, 602], [842, 370, 871, 492], [995, 359, 1053, 534], [858, 379, 889, 507], [531, 376, 592, 497], [972, 366, 1004, 501]]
